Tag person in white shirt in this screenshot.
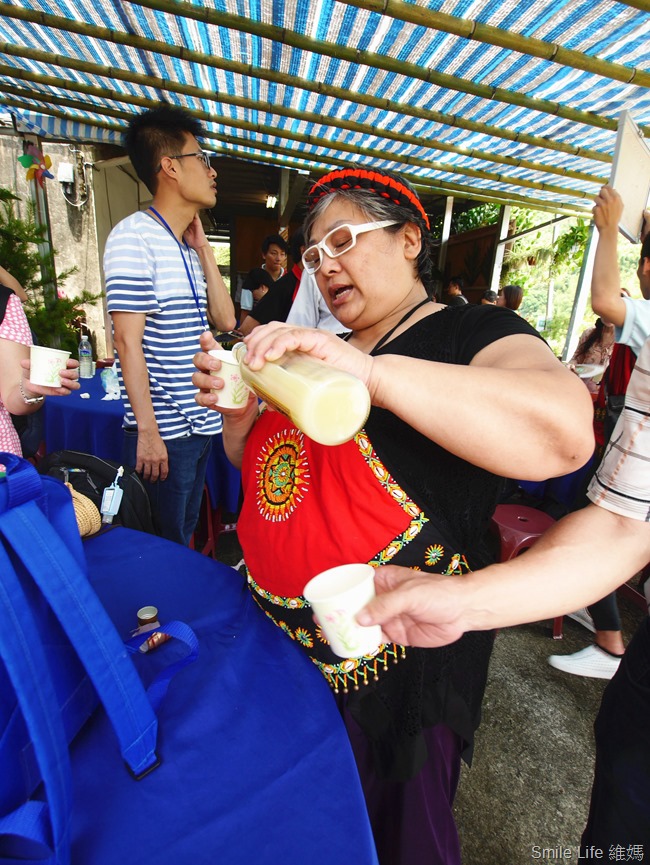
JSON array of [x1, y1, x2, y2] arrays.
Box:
[[286, 269, 350, 335], [545, 186, 650, 678]]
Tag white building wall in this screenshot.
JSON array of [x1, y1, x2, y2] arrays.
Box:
[[0, 130, 147, 359]]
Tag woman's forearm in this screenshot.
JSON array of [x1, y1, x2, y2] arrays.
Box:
[[363, 504, 650, 648], [462, 505, 650, 632]]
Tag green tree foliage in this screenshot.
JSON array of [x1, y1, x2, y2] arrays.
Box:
[[211, 242, 231, 291], [434, 199, 645, 354], [0, 189, 44, 289], [0, 187, 101, 353], [501, 212, 644, 354]]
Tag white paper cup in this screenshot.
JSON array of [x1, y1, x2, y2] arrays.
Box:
[[29, 345, 71, 387], [303, 563, 383, 658], [208, 349, 251, 409]]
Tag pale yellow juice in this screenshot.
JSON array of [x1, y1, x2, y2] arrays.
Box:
[[233, 346, 371, 446]]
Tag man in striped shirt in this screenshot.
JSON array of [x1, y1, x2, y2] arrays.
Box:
[[104, 105, 236, 545]]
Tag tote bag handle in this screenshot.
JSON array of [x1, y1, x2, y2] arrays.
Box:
[[0, 455, 198, 864], [0, 541, 71, 864]]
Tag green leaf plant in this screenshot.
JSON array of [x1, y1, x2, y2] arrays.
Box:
[[0, 187, 102, 354]]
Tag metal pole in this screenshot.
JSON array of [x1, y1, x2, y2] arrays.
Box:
[[489, 205, 511, 293], [562, 224, 597, 361], [24, 135, 58, 319]]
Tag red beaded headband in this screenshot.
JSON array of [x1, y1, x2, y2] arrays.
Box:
[[307, 168, 430, 230]]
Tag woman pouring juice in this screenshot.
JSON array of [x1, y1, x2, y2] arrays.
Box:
[[192, 167, 594, 865]]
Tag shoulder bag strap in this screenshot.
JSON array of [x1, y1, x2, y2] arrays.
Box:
[[0, 499, 159, 780]]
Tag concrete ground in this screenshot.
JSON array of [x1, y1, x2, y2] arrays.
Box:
[[215, 529, 645, 865], [454, 594, 645, 865]]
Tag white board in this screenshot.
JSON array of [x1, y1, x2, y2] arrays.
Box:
[[609, 110, 650, 243]]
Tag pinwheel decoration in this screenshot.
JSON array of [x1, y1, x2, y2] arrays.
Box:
[[18, 144, 54, 188]]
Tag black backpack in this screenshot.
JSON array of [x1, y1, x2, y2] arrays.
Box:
[[38, 450, 155, 535]]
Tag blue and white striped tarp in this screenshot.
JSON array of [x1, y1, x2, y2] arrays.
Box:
[[1, 0, 649, 212]]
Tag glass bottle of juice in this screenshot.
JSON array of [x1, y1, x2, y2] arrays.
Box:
[[232, 342, 370, 446]]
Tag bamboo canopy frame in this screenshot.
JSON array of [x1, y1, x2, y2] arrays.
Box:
[[0, 0, 649, 216]]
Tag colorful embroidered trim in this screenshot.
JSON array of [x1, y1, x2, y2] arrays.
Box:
[[247, 571, 309, 610], [310, 644, 407, 694], [355, 430, 429, 566], [307, 168, 430, 229], [255, 596, 406, 694]]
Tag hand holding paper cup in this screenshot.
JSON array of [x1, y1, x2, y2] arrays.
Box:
[[29, 345, 71, 387], [208, 349, 251, 409], [303, 563, 383, 658]]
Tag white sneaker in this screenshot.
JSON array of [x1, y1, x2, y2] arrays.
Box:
[[567, 608, 596, 633], [547, 644, 622, 680]]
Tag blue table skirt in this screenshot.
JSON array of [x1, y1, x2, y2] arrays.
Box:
[[43, 371, 241, 513], [515, 454, 596, 512], [76, 528, 378, 865]]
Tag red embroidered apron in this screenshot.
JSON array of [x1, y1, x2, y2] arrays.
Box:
[[238, 409, 470, 693]]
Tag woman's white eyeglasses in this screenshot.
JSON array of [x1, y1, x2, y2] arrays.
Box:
[[156, 150, 212, 172], [302, 221, 399, 274]]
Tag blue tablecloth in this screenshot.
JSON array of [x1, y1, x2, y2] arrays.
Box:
[[77, 528, 377, 865], [43, 371, 241, 513], [515, 454, 597, 512]]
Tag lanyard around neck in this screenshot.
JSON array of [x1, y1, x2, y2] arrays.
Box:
[[148, 206, 208, 330]]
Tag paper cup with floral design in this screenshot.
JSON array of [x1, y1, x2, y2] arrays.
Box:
[[208, 349, 251, 409], [29, 345, 71, 387], [304, 563, 383, 658]]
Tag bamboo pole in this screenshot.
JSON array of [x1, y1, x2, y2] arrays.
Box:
[[340, 0, 650, 89], [0, 3, 615, 163], [0, 91, 590, 218], [0, 78, 598, 201], [0, 48, 606, 186], [615, 0, 650, 11]]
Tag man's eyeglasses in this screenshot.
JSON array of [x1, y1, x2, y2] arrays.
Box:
[[302, 221, 399, 274], [156, 150, 212, 172]]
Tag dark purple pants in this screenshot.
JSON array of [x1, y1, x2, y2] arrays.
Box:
[[340, 702, 463, 865]]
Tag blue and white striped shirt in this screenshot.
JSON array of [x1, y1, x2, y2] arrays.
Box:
[[104, 211, 221, 439]]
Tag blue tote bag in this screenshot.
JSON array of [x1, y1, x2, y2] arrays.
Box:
[[0, 453, 165, 863], [0, 454, 378, 865]]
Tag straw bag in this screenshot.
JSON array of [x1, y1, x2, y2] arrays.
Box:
[[64, 481, 102, 537]]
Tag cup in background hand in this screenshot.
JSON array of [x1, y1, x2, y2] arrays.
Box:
[[303, 563, 383, 658], [208, 349, 251, 409], [29, 345, 71, 388]]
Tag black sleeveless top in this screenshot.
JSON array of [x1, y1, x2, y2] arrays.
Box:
[[344, 303, 544, 780]]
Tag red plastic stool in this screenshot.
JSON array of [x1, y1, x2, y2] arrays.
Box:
[[190, 486, 238, 560], [490, 504, 556, 561], [490, 504, 563, 638]]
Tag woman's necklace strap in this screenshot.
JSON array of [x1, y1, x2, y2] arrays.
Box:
[[371, 297, 432, 355]]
